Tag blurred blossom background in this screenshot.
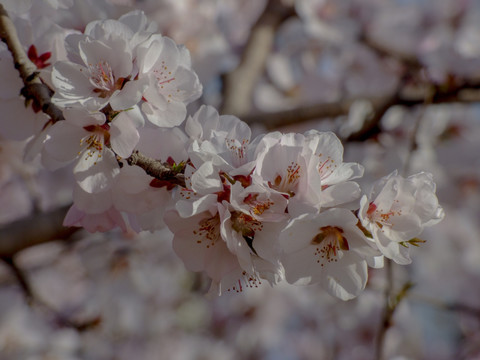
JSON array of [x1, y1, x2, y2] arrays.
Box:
[[1, 0, 480, 359]]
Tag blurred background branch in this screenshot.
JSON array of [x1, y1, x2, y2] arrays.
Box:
[[221, 0, 296, 116], [0, 205, 77, 257]]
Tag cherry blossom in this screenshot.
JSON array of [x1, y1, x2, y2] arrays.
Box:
[[43, 108, 139, 193], [280, 208, 380, 300], [252, 130, 363, 217], [0, 0, 449, 311], [136, 35, 202, 127], [51, 12, 152, 111], [1, 1, 472, 358], [359, 171, 445, 265], [164, 208, 245, 293]]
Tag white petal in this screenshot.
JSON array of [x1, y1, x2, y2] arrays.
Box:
[[282, 247, 315, 285], [73, 184, 112, 214], [74, 148, 120, 193], [322, 257, 368, 300], [175, 193, 218, 218], [44, 122, 86, 163], [374, 229, 412, 265], [51, 61, 93, 101], [142, 93, 187, 128], [110, 112, 140, 158], [110, 77, 149, 110]]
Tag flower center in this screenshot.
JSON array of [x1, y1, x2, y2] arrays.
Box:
[[318, 155, 337, 180], [80, 124, 111, 164], [244, 193, 273, 217], [227, 271, 262, 293], [153, 61, 177, 103], [367, 201, 401, 228], [311, 226, 349, 266], [231, 211, 263, 253], [231, 212, 262, 238], [89, 60, 123, 97], [192, 215, 221, 249], [268, 161, 302, 197], [226, 138, 249, 167]]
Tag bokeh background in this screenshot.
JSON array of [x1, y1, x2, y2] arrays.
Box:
[[1, 0, 480, 359]]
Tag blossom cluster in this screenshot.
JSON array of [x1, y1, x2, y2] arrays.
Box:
[[1, 10, 444, 300]]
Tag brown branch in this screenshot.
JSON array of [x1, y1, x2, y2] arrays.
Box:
[[446, 303, 480, 319], [359, 34, 423, 72], [242, 96, 390, 131], [126, 150, 186, 188], [240, 83, 480, 136], [242, 98, 359, 129], [1, 5, 185, 189], [0, 5, 36, 83], [221, 0, 295, 116], [0, 252, 101, 331], [0, 205, 78, 257], [0, 4, 64, 122], [239, 11, 480, 135]]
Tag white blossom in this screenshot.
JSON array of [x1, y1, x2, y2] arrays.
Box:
[[359, 171, 445, 264]]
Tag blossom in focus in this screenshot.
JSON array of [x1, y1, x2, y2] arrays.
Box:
[[51, 11, 152, 111], [279, 208, 381, 300], [137, 35, 202, 127], [185, 105, 252, 171], [164, 208, 247, 293], [359, 171, 445, 265], [43, 108, 140, 193], [252, 131, 363, 217]]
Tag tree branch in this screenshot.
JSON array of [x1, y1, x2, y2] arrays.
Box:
[[0, 205, 78, 257], [375, 260, 413, 360], [0, 4, 64, 122], [221, 0, 295, 116], [239, 14, 480, 135], [0, 251, 101, 331], [1, 5, 187, 189], [242, 97, 367, 129], [241, 83, 480, 136], [0, 5, 36, 82], [126, 150, 186, 188]]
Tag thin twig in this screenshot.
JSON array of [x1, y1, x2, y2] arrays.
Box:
[[0, 254, 101, 331], [126, 150, 186, 188], [373, 82, 436, 359], [374, 259, 393, 360], [375, 263, 413, 360]]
